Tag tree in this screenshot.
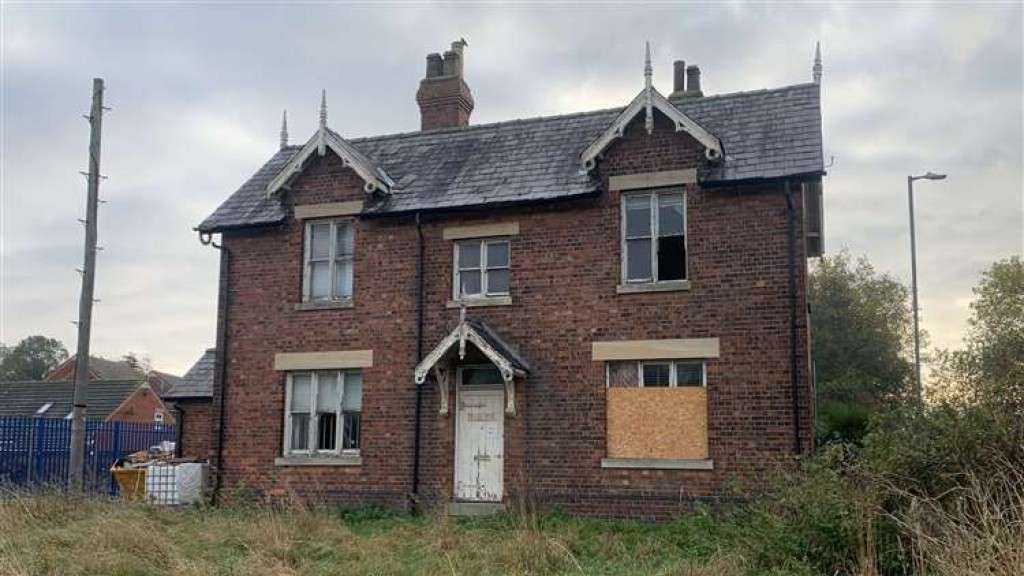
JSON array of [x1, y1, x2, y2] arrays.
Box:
[[933, 256, 1024, 414], [0, 335, 69, 381], [809, 251, 916, 442]]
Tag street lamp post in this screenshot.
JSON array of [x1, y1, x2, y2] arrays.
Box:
[[907, 171, 946, 404]]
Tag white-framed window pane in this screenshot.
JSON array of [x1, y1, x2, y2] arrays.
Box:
[[310, 262, 331, 299], [309, 223, 331, 260], [334, 260, 353, 298], [626, 239, 653, 281], [462, 366, 503, 386], [676, 362, 704, 387], [336, 222, 354, 258], [458, 241, 481, 268], [486, 241, 509, 268], [290, 414, 310, 451], [642, 363, 671, 387], [460, 269, 482, 296], [342, 372, 362, 412], [291, 374, 312, 412], [486, 269, 510, 294], [317, 373, 340, 409], [342, 371, 362, 451], [625, 195, 652, 237], [658, 194, 684, 236]]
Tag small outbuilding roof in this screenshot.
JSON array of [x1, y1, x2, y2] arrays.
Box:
[[164, 349, 215, 399]]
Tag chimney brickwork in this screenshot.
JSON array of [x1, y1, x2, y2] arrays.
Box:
[[416, 39, 474, 131]]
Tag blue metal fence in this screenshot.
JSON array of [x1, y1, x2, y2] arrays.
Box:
[[0, 416, 176, 495]]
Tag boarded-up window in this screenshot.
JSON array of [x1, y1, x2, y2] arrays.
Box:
[[605, 359, 709, 460]]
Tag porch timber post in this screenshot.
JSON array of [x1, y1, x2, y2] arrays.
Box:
[[432, 365, 450, 416]]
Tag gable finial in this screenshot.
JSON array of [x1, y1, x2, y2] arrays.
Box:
[[813, 41, 822, 84], [319, 89, 327, 129], [644, 41, 654, 135], [280, 110, 288, 150]]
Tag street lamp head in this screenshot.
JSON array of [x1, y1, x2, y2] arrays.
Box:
[[911, 172, 947, 181]]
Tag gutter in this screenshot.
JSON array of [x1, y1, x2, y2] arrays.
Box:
[[199, 232, 231, 504], [784, 180, 803, 455], [411, 211, 425, 509]]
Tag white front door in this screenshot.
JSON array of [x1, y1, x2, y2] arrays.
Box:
[[455, 385, 504, 502]]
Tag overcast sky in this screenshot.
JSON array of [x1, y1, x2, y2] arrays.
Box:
[[1, 2, 1021, 375]]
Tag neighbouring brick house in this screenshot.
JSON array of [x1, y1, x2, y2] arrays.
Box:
[[0, 379, 173, 424], [163, 349, 215, 461], [46, 354, 181, 397], [197, 41, 825, 518]]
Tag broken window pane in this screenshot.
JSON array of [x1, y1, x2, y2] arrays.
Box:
[[458, 241, 481, 269], [487, 269, 509, 294], [625, 195, 651, 237], [657, 235, 686, 281], [486, 241, 509, 268], [310, 261, 331, 300], [658, 194, 684, 236], [676, 362, 704, 387], [608, 361, 638, 387], [642, 363, 671, 387], [626, 239, 652, 281], [460, 269, 482, 296], [310, 223, 331, 260], [317, 413, 337, 451], [342, 413, 360, 450]]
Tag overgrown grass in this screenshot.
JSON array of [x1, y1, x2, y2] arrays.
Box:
[[0, 490, 765, 576]]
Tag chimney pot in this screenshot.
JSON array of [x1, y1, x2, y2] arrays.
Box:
[[425, 53, 443, 78], [672, 60, 686, 96], [686, 65, 702, 96], [416, 40, 474, 130]]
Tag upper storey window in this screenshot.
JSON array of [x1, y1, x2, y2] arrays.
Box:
[[622, 190, 686, 284], [454, 238, 510, 300], [304, 219, 354, 302]]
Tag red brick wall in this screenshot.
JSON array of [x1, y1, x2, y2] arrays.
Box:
[[213, 110, 813, 518], [175, 399, 213, 461], [108, 387, 174, 425]]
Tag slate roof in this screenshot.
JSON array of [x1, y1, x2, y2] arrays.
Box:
[[466, 318, 531, 374], [47, 355, 147, 381], [198, 82, 822, 233], [0, 380, 145, 419], [164, 349, 215, 399]]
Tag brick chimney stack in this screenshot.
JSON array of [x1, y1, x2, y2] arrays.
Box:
[[670, 60, 687, 98], [416, 39, 474, 131]]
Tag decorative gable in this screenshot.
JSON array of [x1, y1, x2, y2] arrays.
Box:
[[266, 92, 393, 197], [580, 43, 723, 171]]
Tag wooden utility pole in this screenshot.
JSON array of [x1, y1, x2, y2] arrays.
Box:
[[69, 78, 105, 490]]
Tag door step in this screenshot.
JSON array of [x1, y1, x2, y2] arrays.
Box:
[[447, 502, 506, 517]]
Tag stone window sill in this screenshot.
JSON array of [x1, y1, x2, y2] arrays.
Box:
[[616, 280, 691, 294], [294, 299, 353, 311], [446, 296, 513, 308], [600, 457, 713, 470], [274, 455, 362, 467]]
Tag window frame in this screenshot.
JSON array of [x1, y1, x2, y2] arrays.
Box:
[[283, 370, 362, 457], [452, 237, 511, 301], [302, 218, 355, 303], [605, 360, 707, 388], [620, 189, 688, 285]]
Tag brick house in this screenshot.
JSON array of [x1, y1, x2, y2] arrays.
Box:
[[163, 349, 215, 461], [197, 41, 824, 518], [0, 379, 173, 424]]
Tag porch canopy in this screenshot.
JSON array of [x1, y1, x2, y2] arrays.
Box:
[[414, 316, 530, 416]]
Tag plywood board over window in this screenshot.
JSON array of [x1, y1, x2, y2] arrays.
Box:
[[606, 387, 708, 460]]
